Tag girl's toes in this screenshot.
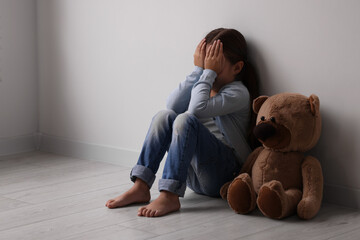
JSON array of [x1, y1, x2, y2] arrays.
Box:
[[149, 210, 156, 217], [141, 208, 148, 217], [153, 210, 160, 217], [145, 209, 151, 217], [106, 200, 114, 208], [140, 208, 147, 217], [137, 207, 145, 216]]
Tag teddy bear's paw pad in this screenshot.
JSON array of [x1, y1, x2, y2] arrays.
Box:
[[227, 177, 254, 214], [257, 186, 282, 219]]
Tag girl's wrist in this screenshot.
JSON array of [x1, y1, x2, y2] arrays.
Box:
[[203, 68, 217, 78], [194, 66, 204, 74]]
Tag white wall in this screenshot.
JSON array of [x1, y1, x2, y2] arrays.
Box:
[[0, 0, 39, 155], [37, 0, 360, 208]]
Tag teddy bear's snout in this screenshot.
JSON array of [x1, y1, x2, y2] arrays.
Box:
[[253, 122, 276, 142]]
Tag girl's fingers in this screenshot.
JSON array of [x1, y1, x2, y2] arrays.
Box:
[[196, 38, 205, 51], [214, 40, 220, 56], [200, 41, 206, 55], [219, 41, 223, 56], [215, 40, 223, 57], [206, 42, 212, 57], [195, 43, 200, 52], [205, 39, 222, 58], [209, 41, 216, 57], [201, 39, 207, 49]]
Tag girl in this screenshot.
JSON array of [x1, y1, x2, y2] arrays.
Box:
[[106, 28, 259, 217]]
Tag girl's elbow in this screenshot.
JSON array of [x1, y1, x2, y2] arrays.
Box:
[[187, 106, 206, 118]]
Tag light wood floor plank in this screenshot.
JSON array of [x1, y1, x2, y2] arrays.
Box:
[[0, 206, 145, 240], [327, 226, 360, 240], [1, 151, 359, 240], [3, 170, 130, 203], [0, 152, 41, 168], [0, 196, 30, 212], [0, 159, 128, 195], [0, 184, 159, 231], [63, 225, 158, 240], [146, 214, 282, 240], [227, 204, 360, 240]]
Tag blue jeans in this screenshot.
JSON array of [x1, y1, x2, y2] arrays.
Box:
[[130, 110, 241, 197]]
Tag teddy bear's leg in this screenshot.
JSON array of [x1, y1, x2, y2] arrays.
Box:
[[257, 180, 302, 219], [226, 173, 256, 214]]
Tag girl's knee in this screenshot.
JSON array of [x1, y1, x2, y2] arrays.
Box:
[[173, 112, 198, 134], [152, 109, 177, 124]]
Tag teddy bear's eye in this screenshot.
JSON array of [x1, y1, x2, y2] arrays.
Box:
[[260, 116, 265, 121], [270, 117, 276, 123]]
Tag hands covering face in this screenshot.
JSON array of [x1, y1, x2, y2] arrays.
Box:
[[194, 38, 225, 75]]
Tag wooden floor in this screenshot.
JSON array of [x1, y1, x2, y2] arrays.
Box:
[[0, 151, 359, 240]]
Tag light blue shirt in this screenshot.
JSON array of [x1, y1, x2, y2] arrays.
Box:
[[166, 66, 252, 165]]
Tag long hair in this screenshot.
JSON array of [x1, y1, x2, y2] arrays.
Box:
[[205, 28, 261, 149]]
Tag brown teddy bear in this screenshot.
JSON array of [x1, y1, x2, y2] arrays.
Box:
[[220, 93, 323, 220]]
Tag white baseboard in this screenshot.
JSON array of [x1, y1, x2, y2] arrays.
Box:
[[38, 133, 140, 168], [0, 133, 40, 157]]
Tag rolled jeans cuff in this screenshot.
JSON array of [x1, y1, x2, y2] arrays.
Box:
[[158, 179, 187, 197], [130, 165, 156, 188]]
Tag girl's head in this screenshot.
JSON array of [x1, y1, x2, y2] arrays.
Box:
[[205, 28, 247, 63], [205, 28, 248, 81], [205, 28, 260, 149]]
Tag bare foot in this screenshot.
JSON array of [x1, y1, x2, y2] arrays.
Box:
[[138, 191, 180, 217], [106, 179, 150, 209]]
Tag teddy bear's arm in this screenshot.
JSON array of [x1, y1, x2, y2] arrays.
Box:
[[240, 147, 264, 176], [297, 155, 323, 220]]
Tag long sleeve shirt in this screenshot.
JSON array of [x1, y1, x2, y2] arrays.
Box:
[[166, 66, 252, 165]]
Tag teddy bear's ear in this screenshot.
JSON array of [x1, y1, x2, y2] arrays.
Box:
[[309, 94, 320, 116], [253, 96, 269, 114]]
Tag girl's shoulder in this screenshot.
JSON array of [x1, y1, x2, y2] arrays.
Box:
[[221, 81, 250, 97]]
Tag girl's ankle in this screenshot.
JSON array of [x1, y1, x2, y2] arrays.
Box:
[[160, 190, 179, 199], [134, 178, 150, 190]]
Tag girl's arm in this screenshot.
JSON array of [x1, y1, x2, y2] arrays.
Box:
[[166, 66, 203, 114], [187, 70, 249, 118], [166, 39, 207, 114]]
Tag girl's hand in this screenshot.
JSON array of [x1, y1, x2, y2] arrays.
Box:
[[204, 39, 224, 75], [194, 38, 207, 68]]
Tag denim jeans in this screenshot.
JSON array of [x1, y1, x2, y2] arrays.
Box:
[[130, 109, 241, 197]]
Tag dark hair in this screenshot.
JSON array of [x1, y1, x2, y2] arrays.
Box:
[[205, 28, 261, 149]]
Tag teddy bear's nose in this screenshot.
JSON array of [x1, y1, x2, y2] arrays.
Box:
[[253, 122, 276, 141]]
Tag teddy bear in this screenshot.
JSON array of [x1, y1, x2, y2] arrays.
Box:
[[220, 92, 323, 220]]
